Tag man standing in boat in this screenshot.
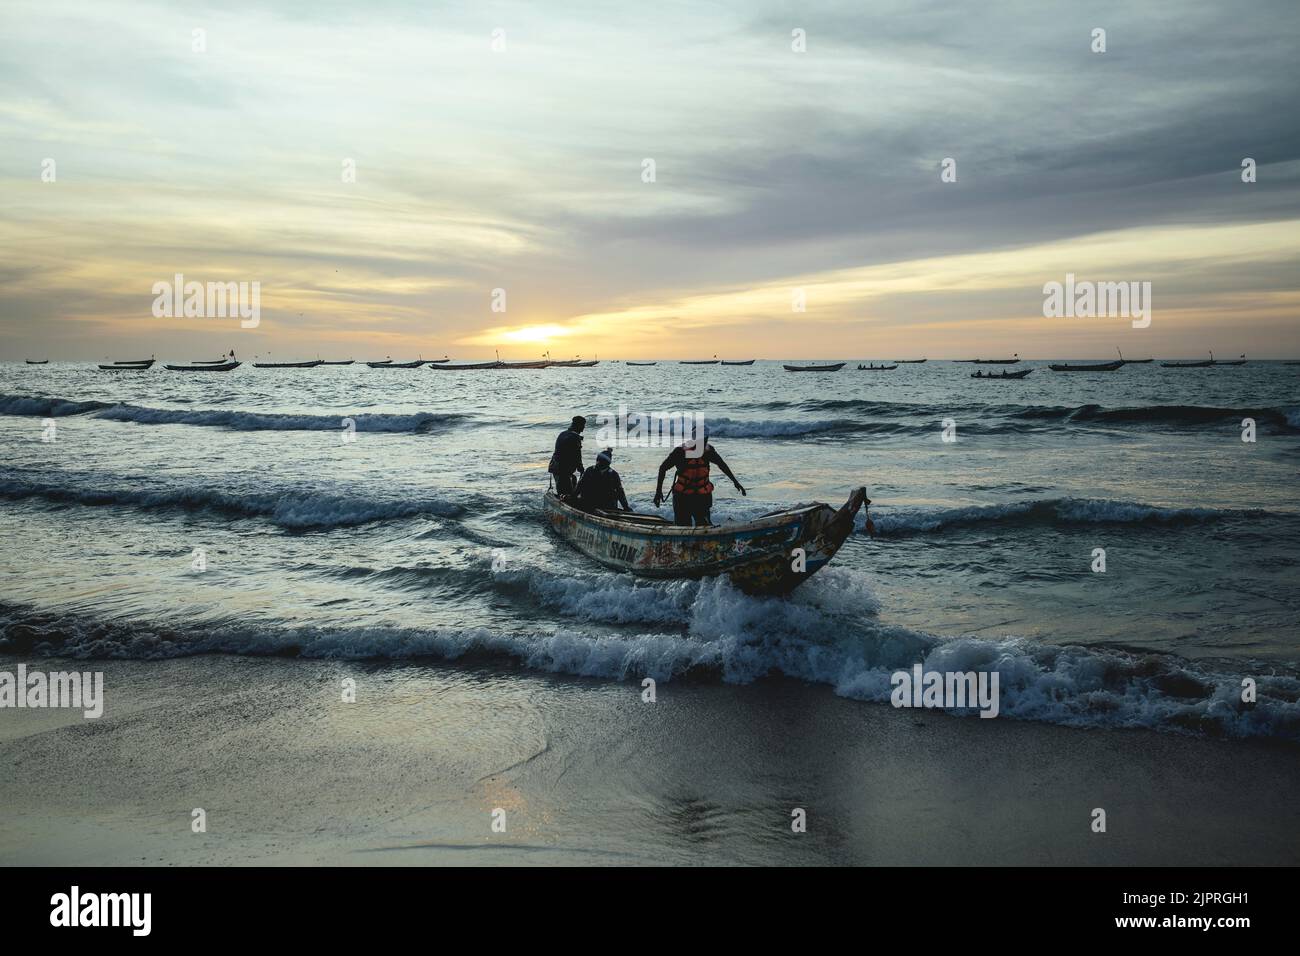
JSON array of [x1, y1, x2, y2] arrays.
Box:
[[548, 415, 586, 498], [653, 425, 746, 526], [576, 448, 630, 513]]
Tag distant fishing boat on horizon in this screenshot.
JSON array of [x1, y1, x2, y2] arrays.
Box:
[[1161, 351, 1245, 368], [784, 362, 846, 372], [366, 356, 426, 368], [164, 361, 241, 372], [1051, 348, 1127, 372], [98, 356, 155, 370]]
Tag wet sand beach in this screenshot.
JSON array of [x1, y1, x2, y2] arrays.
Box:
[[3, 654, 1296, 866]]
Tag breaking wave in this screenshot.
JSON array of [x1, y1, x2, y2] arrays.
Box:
[[0, 473, 472, 529], [749, 398, 1300, 432], [2, 578, 1296, 742], [0, 395, 467, 433], [866, 497, 1270, 536]]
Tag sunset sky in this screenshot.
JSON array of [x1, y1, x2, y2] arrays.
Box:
[[2, 0, 1298, 360]]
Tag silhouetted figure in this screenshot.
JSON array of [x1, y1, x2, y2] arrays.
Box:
[[576, 448, 630, 512], [548, 415, 586, 497], [653, 426, 745, 526]]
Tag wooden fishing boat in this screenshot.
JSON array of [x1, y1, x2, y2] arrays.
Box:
[[721, 359, 755, 365], [1122, 358, 1153, 364], [497, 360, 552, 369], [959, 355, 1020, 364], [783, 362, 845, 372], [857, 364, 898, 370], [164, 361, 241, 372], [98, 359, 155, 370], [191, 358, 231, 365], [626, 361, 658, 366], [252, 359, 324, 368], [25, 359, 49, 364], [971, 368, 1032, 379], [319, 360, 356, 365], [544, 487, 870, 596], [428, 360, 505, 370], [1049, 360, 1123, 372], [1161, 352, 1214, 368], [367, 359, 425, 368], [680, 359, 720, 365]]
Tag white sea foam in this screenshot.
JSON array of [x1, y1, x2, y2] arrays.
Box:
[[5, 598, 1295, 741]]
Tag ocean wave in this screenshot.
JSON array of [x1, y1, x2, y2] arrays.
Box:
[[1048, 404, 1299, 430], [749, 398, 1300, 432], [0, 395, 115, 417], [0, 474, 471, 529], [0, 394, 467, 433], [706, 416, 908, 438], [866, 497, 1266, 536], [2, 592, 1296, 741]]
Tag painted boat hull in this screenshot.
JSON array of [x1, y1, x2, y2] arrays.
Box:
[[783, 363, 845, 372], [721, 360, 755, 365], [544, 487, 868, 596]]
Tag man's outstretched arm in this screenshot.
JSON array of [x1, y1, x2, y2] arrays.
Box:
[[653, 449, 680, 506], [709, 448, 746, 495]]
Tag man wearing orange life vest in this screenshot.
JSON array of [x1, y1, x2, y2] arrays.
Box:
[[652, 425, 746, 527]]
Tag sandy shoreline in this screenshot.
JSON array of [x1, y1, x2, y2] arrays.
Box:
[[2, 653, 1297, 866]]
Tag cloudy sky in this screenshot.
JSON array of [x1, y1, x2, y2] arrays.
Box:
[[2, 0, 1298, 360]]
